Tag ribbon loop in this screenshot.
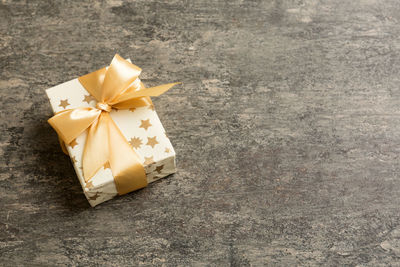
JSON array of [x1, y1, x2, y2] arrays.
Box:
[[48, 107, 101, 144], [48, 54, 179, 195]]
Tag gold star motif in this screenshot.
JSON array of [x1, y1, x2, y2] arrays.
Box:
[[139, 119, 152, 130], [69, 139, 78, 149], [71, 156, 77, 164], [129, 137, 142, 149], [165, 147, 171, 153], [143, 156, 154, 165], [88, 193, 100, 201], [103, 162, 111, 169], [85, 180, 93, 189], [146, 136, 159, 148], [83, 94, 96, 104], [155, 165, 164, 174], [129, 108, 136, 112], [148, 104, 155, 111], [59, 99, 70, 109]]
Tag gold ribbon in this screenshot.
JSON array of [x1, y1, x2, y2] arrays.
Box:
[[48, 54, 179, 195]]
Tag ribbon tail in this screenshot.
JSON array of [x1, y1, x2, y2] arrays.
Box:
[[112, 82, 181, 104], [111, 97, 153, 110], [133, 82, 181, 97], [107, 114, 147, 195], [82, 113, 110, 181], [110, 81, 152, 109]]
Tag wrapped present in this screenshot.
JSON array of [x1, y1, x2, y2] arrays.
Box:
[[46, 54, 179, 206]]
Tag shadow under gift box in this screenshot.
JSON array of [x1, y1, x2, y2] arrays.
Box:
[[46, 77, 176, 207]]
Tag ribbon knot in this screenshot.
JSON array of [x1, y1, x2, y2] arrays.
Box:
[[48, 54, 180, 195], [96, 102, 111, 112]]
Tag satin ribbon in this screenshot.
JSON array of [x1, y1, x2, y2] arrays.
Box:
[[48, 54, 179, 195]]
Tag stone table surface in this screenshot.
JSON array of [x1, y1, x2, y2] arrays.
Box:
[[2, 0, 400, 266]]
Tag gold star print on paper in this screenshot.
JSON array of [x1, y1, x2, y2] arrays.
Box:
[[143, 156, 154, 165], [69, 139, 78, 149], [71, 156, 77, 164], [148, 104, 155, 111], [88, 193, 100, 201], [155, 165, 164, 174], [59, 99, 70, 109], [139, 119, 152, 130], [103, 162, 111, 169], [129, 137, 142, 149], [83, 94, 96, 104], [85, 180, 93, 189], [146, 136, 159, 148], [165, 147, 171, 154]]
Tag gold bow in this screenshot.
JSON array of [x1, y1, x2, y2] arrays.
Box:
[[48, 54, 179, 195]]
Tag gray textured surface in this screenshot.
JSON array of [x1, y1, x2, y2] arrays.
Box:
[[1, 0, 400, 265]]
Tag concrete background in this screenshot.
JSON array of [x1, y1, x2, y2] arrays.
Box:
[[2, 0, 400, 265]]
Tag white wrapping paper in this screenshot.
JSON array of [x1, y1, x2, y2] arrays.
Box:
[[46, 78, 176, 206]]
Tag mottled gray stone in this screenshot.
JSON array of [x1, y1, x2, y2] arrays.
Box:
[[2, 0, 400, 265]]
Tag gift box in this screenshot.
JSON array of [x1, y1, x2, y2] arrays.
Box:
[[46, 55, 178, 206]]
